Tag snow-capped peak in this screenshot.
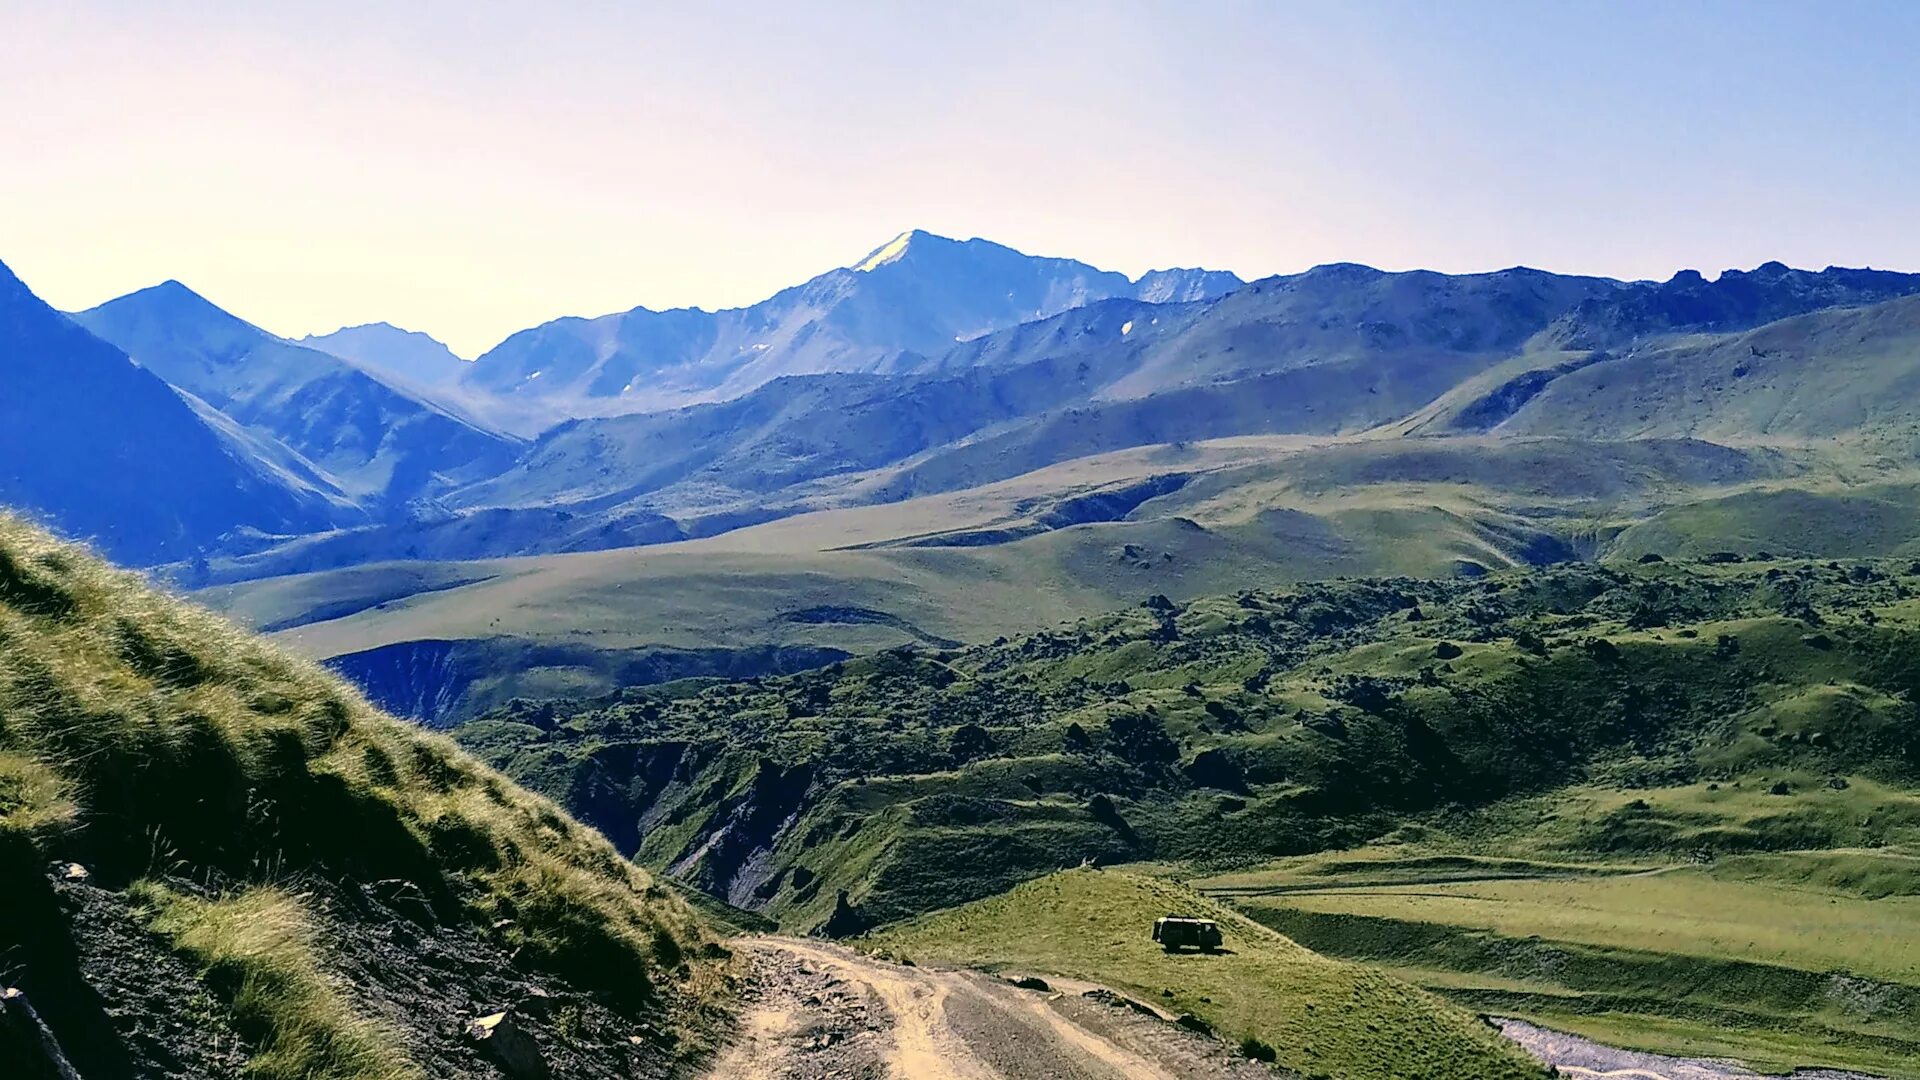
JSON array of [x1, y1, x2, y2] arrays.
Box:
[[852, 231, 917, 273]]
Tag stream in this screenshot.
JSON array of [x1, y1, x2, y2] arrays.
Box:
[[1496, 1018, 1882, 1080]]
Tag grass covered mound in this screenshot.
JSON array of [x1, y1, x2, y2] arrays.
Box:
[[865, 867, 1545, 1080], [0, 514, 725, 1079]]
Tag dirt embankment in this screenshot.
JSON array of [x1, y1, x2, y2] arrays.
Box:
[[703, 937, 1286, 1080]]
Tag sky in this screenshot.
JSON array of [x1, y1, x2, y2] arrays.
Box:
[[4, 1, 1918, 357]]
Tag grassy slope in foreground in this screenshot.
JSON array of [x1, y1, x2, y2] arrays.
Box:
[[867, 868, 1546, 1080], [0, 513, 726, 1079]]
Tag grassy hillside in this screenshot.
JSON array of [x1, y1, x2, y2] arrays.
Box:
[[0, 514, 727, 1079], [866, 868, 1547, 1080]]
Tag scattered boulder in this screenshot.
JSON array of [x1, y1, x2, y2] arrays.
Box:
[[1769, 781, 1794, 796], [1176, 1012, 1213, 1035], [1431, 641, 1463, 660], [1240, 1036, 1279, 1063], [1182, 747, 1249, 793], [57, 862, 88, 883], [818, 890, 876, 938], [1008, 975, 1051, 992], [468, 1010, 549, 1079]]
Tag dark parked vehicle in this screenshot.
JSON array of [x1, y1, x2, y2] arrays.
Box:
[[1153, 916, 1222, 952]]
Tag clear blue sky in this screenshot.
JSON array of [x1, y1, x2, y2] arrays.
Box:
[[3, 0, 1916, 355]]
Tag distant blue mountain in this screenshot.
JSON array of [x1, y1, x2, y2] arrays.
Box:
[[75, 283, 520, 505], [0, 259, 358, 565]]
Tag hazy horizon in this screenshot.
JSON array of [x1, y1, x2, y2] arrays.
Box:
[[6, 0, 1917, 355]]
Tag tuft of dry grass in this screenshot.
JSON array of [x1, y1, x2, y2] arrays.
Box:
[[134, 883, 418, 1080]]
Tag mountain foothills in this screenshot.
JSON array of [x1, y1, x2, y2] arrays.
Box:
[[0, 511, 1557, 1080], [461, 554, 1920, 1077]]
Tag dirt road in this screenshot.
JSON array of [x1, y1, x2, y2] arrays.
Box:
[[701, 937, 1282, 1080]]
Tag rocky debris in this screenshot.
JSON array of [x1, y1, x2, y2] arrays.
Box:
[[319, 875, 683, 1080], [33, 868, 682, 1080], [43, 873, 254, 1079], [469, 1009, 550, 1079], [704, 941, 890, 1078]]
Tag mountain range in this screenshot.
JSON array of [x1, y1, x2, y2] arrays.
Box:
[[10, 230, 1920, 621]]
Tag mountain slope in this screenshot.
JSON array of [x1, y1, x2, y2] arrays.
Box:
[[0, 513, 725, 1079], [1489, 293, 1920, 441], [1551, 260, 1920, 347], [460, 230, 1243, 420], [0, 259, 355, 565], [75, 283, 520, 504]]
